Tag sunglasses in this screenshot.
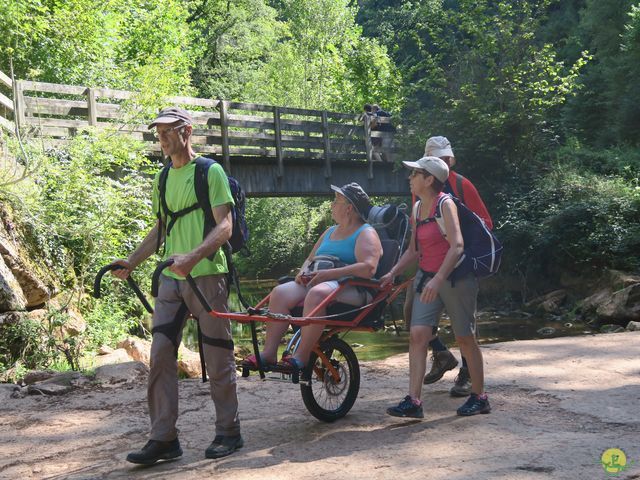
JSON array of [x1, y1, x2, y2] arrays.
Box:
[[409, 170, 431, 178], [154, 124, 187, 138]]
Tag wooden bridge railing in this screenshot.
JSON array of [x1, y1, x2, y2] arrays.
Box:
[[0, 71, 396, 180]]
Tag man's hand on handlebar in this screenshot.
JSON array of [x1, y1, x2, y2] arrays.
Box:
[[111, 259, 133, 280], [167, 253, 199, 278]]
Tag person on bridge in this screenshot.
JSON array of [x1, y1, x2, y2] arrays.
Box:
[[111, 107, 243, 464], [404, 136, 493, 398], [243, 182, 382, 373], [381, 157, 490, 418], [372, 104, 396, 133]]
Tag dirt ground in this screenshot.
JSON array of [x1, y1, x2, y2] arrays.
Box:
[[1, 331, 639, 480]]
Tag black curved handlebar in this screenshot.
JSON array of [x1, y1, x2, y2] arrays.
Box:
[[93, 264, 123, 298], [151, 259, 212, 314], [93, 264, 153, 314]]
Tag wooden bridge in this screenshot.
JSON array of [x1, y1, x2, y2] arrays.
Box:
[[0, 70, 411, 196]]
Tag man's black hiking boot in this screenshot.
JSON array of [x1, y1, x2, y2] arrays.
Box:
[[449, 366, 471, 397], [423, 350, 459, 384], [386, 395, 424, 419], [456, 393, 491, 416], [205, 434, 244, 459], [126, 438, 182, 465]]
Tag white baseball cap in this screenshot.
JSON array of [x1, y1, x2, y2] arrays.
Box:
[[402, 156, 449, 183], [424, 136, 454, 158]]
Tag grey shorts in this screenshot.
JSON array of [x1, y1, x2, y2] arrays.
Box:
[[410, 269, 478, 337]]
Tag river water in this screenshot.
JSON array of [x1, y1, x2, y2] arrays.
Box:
[[183, 279, 593, 362]]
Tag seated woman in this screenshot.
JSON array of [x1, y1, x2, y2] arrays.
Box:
[[245, 182, 382, 371]]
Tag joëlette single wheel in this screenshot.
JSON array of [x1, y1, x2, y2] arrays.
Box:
[[300, 336, 360, 422]]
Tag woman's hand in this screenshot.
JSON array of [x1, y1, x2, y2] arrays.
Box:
[[420, 275, 443, 303], [379, 271, 394, 288], [295, 271, 310, 285], [306, 269, 336, 287]]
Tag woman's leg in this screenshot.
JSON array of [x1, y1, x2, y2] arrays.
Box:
[[409, 325, 435, 400], [408, 272, 443, 399], [262, 281, 307, 363], [291, 282, 335, 365], [439, 274, 485, 397]]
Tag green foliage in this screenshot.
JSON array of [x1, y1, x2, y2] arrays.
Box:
[[11, 132, 156, 286], [498, 159, 640, 290], [1, 131, 157, 371], [562, 0, 640, 146], [190, 0, 402, 111], [83, 295, 143, 350], [360, 0, 587, 177], [0, 319, 55, 373], [189, 0, 285, 101], [0, 307, 86, 378], [1, 0, 194, 94]]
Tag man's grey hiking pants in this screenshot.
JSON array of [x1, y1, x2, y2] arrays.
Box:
[[149, 274, 240, 441]]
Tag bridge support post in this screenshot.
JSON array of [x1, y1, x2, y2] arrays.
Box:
[[87, 88, 98, 126], [321, 111, 331, 178], [273, 106, 283, 177], [363, 114, 374, 180], [219, 99, 231, 172], [13, 80, 25, 130]]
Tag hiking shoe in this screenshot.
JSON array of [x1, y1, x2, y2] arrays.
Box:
[[449, 367, 472, 397], [456, 393, 491, 416], [205, 434, 244, 459], [386, 395, 424, 419], [126, 438, 182, 465], [423, 350, 459, 384]]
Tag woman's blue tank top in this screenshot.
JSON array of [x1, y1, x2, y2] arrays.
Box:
[[315, 224, 371, 265]]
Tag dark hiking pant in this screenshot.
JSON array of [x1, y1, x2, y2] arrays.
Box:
[[148, 274, 240, 441]]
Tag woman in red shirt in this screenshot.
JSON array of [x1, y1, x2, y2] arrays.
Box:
[[381, 156, 490, 418]]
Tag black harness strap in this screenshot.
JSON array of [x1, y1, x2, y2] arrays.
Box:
[[151, 302, 189, 358], [455, 172, 466, 204], [156, 158, 214, 257], [413, 200, 437, 251], [200, 334, 235, 350], [196, 325, 235, 383]]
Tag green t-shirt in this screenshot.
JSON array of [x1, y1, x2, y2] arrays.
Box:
[[152, 160, 234, 280]]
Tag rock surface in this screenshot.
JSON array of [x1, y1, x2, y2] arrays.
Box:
[[93, 348, 133, 367], [0, 206, 52, 308], [94, 361, 149, 385], [579, 270, 640, 325], [0, 254, 26, 311], [118, 337, 151, 365]]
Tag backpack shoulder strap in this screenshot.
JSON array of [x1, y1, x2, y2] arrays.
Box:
[[158, 162, 172, 218], [434, 193, 454, 237], [412, 200, 420, 225], [455, 172, 465, 203], [413, 199, 441, 249], [194, 156, 219, 261], [194, 156, 214, 219], [156, 163, 172, 254]]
